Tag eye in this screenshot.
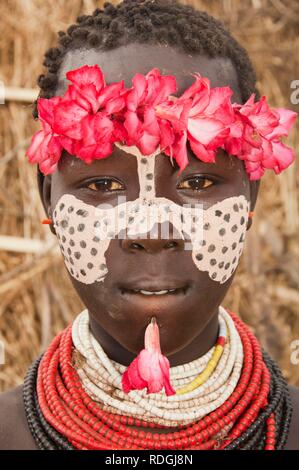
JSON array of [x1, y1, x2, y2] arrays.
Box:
[[87, 178, 124, 192], [177, 176, 214, 191]]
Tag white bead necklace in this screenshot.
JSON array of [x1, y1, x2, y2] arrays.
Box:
[[71, 306, 243, 427], [72, 307, 243, 426]]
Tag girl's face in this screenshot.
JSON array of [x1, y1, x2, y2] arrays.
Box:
[[41, 44, 259, 364]]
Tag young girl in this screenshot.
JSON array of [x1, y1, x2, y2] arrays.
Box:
[[0, 0, 298, 450]]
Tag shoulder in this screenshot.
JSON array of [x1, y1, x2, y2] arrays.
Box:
[[0, 384, 38, 450], [284, 385, 299, 450]]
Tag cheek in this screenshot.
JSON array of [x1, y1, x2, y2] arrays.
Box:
[[191, 195, 250, 283], [53, 195, 109, 284], [53, 191, 249, 288]]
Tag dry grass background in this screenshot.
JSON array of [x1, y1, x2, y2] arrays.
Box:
[[0, 0, 298, 392]]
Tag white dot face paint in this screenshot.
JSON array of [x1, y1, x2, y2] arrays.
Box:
[[53, 144, 250, 285], [192, 196, 249, 283]]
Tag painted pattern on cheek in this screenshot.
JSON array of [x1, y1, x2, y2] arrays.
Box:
[[192, 197, 249, 283], [53, 144, 250, 285]]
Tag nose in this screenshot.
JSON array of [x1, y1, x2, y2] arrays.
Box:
[[120, 223, 185, 254]]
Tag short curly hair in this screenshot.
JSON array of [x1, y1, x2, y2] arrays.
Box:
[[32, 0, 259, 119]]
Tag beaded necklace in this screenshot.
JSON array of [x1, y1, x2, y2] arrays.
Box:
[[23, 307, 293, 450], [73, 307, 242, 427]]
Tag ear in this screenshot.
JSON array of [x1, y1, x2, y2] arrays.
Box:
[[37, 168, 56, 235], [247, 179, 260, 230]]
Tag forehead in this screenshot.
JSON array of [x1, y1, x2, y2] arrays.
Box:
[[56, 42, 242, 103]]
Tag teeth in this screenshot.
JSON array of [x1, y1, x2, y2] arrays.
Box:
[[134, 289, 177, 295], [121, 286, 188, 296]]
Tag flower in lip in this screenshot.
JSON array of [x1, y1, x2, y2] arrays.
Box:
[[121, 317, 176, 396]]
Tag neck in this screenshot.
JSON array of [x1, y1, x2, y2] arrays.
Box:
[[88, 308, 220, 367]]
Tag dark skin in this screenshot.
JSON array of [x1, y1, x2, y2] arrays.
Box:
[[0, 43, 298, 449], [45, 44, 255, 367]]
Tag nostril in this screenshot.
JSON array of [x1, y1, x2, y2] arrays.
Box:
[[121, 237, 184, 253]]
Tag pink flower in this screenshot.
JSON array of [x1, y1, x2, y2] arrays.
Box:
[[25, 64, 297, 180], [71, 113, 115, 163], [229, 95, 297, 180], [121, 317, 176, 396], [65, 64, 127, 115], [26, 65, 129, 169], [155, 74, 234, 172], [124, 68, 177, 155], [26, 97, 63, 174], [52, 65, 128, 162]]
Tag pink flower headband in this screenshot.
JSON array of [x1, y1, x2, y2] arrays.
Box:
[[26, 64, 297, 180]]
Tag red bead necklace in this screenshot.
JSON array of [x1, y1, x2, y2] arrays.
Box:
[[36, 311, 276, 450]]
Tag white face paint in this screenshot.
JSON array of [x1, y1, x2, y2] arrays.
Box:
[[53, 143, 250, 285]]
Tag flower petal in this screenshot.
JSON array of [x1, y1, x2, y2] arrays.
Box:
[[37, 96, 61, 130], [171, 132, 189, 173], [265, 140, 296, 173], [187, 117, 226, 146], [53, 100, 88, 139], [121, 356, 148, 393], [159, 355, 176, 396], [266, 108, 297, 140], [188, 137, 216, 163], [66, 64, 105, 91]]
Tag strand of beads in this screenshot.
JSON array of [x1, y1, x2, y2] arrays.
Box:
[[74, 310, 260, 450], [23, 354, 75, 450], [72, 308, 243, 427], [175, 330, 226, 394], [74, 310, 220, 381], [24, 308, 292, 449], [73, 315, 217, 395], [29, 306, 289, 450], [224, 349, 292, 451]]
